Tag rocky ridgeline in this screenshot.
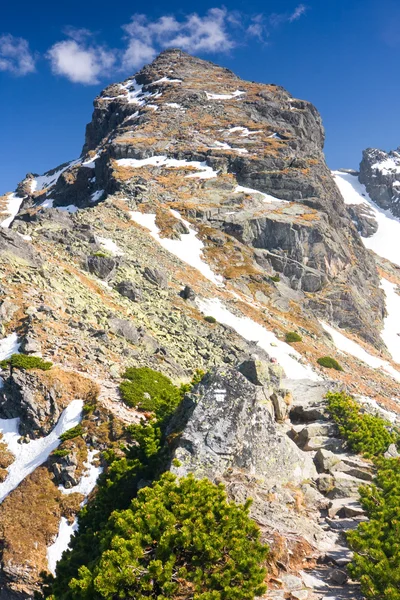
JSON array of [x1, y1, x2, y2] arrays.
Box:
[[360, 147, 400, 216], [1, 49, 400, 599], [13, 48, 384, 347]]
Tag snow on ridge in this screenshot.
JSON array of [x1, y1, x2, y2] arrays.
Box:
[[333, 171, 400, 268], [82, 153, 100, 169], [380, 278, 400, 365], [31, 159, 80, 193], [117, 156, 218, 179], [39, 199, 79, 214], [213, 141, 248, 155], [371, 156, 400, 175], [130, 210, 223, 285], [0, 399, 84, 504], [1, 193, 25, 228], [320, 321, 400, 384], [59, 449, 103, 497], [226, 127, 262, 137], [206, 90, 245, 100], [196, 297, 320, 381], [150, 77, 182, 84], [235, 185, 284, 204]]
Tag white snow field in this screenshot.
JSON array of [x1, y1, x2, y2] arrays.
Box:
[[48, 450, 103, 574], [320, 321, 400, 383], [117, 156, 218, 179], [380, 278, 400, 364], [333, 171, 400, 267], [0, 400, 83, 503], [47, 518, 78, 576], [1, 193, 25, 228], [0, 332, 20, 364], [130, 210, 223, 285], [196, 297, 320, 381]]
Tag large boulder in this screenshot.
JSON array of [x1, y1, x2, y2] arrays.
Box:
[[169, 368, 316, 489]]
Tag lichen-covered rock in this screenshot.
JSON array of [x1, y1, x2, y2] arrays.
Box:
[[169, 368, 316, 488], [359, 147, 400, 215]]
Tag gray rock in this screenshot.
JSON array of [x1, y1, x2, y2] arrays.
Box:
[[169, 368, 316, 490], [143, 266, 169, 288], [180, 285, 196, 300], [109, 318, 140, 344], [116, 280, 143, 302], [21, 336, 42, 355], [281, 574, 303, 591], [360, 147, 400, 216], [384, 443, 399, 459], [87, 255, 118, 280], [329, 569, 348, 585], [0, 299, 18, 323]]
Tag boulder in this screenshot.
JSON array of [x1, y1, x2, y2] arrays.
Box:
[[169, 368, 316, 490], [86, 255, 118, 280], [143, 266, 169, 288], [180, 285, 196, 300], [109, 318, 140, 344], [116, 280, 143, 302]]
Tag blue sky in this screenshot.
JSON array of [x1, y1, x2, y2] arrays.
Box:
[[1, 0, 400, 194]]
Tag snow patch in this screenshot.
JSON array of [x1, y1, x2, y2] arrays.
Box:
[[333, 171, 400, 267], [196, 298, 320, 381], [320, 321, 400, 383], [372, 157, 400, 175], [0, 400, 83, 503], [59, 450, 103, 497], [31, 160, 79, 193], [1, 193, 25, 228], [117, 156, 218, 179], [47, 517, 78, 576], [213, 141, 248, 154], [90, 190, 104, 203], [81, 153, 99, 169], [226, 127, 262, 137], [130, 210, 223, 285], [165, 102, 184, 109], [97, 236, 123, 256], [206, 90, 245, 100], [380, 278, 400, 364], [235, 185, 283, 203]]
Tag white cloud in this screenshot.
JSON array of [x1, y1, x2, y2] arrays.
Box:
[[289, 4, 307, 22], [0, 34, 35, 76], [122, 8, 235, 70], [47, 39, 116, 84]]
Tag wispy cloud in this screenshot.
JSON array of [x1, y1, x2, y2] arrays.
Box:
[[2, 5, 309, 83], [47, 34, 116, 84], [270, 4, 308, 27], [0, 34, 36, 76]]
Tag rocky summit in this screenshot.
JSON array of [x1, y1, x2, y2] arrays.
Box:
[[1, 49, 400, 600]]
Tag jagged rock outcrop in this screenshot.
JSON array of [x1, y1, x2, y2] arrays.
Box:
[[12, 48, 385, 346], [360, 147, 400, 215]]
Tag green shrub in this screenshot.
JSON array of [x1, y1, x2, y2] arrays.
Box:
[[0, 354, 52, 371], [269, 274, 280, 282], [68, 473, 268, 600], [204, 315, 217, 324], [327, 391, 399, 458], [285, 331, 302, 343], [53, 449, 71, 458], [82, 403, 95, 415], [119, 367, 181, 418], [92, 251, 108, 258], [317, 356, 343, 371], [347, 458, 400, 600], [60, 425, 84, 442]]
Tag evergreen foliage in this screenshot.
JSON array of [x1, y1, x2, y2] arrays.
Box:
[[0, 354, 53, 371], [119, 367, 181, 416], [347, 458, 400, 600], [285, 331, 302, 343], [326, 391, 400, 598], [327, 392, 399, 457], [204, 315, 217, 324], [60, 425, 84, 442], [317, 356, 344, 371], [68, 473, 268, 600]]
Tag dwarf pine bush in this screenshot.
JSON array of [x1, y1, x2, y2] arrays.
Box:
[[69, 473, 268, 600]]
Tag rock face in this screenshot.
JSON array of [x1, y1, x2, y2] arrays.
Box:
[[13, 49, 385, 346], [169, 368, 316, 490], [360, 147, 400, 215]]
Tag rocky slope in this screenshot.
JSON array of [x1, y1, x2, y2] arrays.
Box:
[[1, 49, 400, 600]]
